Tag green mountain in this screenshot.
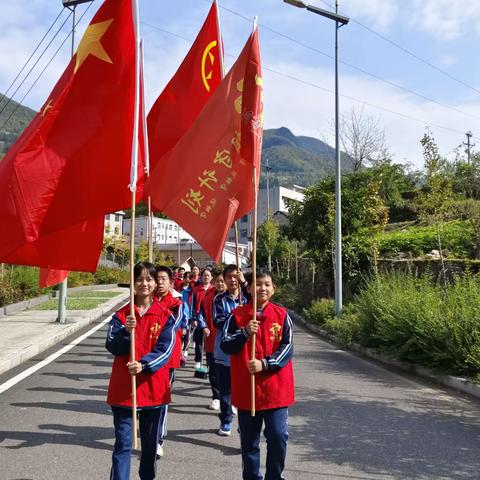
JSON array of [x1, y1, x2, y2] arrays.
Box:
[[0, 95, 36, 155], [0, 95, 349, 189], [261, 127, 354, 188]]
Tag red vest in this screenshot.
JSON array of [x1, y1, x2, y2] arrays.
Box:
[[158, 292, 183, 369], [203, 287, 217, 353], [192, 283, 213, 316], [107, 300, 171, 408], [230, 302, 295, 411]]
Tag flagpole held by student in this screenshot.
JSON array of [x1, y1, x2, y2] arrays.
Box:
[[154, 265, 186, 458], [105, 262, 176, 480], [212, 264, 249, 436], [221, 269, 294, 480], [201, 270, 226, 410]]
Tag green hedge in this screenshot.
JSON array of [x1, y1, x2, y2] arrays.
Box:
[[0, 265, 129, 307], [322, 273, 480, 379], [377, 220, 474, 258]]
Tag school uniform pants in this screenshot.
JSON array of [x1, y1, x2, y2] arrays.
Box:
[[238, 407, 289, 480], [110, 406, 162, 480], [206, 352, 220, 400], [215, 362, 233, 425], [158, 368, 175, 445], [193, 327, 204, 362]]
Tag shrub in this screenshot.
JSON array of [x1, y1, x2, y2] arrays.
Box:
[[351, 272, 480, 378], [302, 298, 334, 326], [377, 220, 474, 258], [94, 266, 129, 285], [324, 304, 362, 345]]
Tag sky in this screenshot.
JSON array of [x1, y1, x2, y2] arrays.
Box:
[[1, 0, 480, 169]]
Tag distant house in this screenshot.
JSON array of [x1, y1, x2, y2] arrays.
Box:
[[228, 185, 305, 245], [104, 211, 125, 237]]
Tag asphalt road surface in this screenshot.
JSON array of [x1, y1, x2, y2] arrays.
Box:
[[0, 313, 479, 480]]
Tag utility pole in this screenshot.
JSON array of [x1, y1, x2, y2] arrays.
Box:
[[266, 157, 271, 221], [465, 131, 474, 165]]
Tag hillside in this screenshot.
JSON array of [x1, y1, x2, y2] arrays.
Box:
[[261, 127, 354, 188], [0, 95, 349, 189], [0, 95, 36, 154]]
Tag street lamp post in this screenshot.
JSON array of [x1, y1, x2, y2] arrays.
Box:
[[56, 0, 94, 324], [283, 0, 349, 316]]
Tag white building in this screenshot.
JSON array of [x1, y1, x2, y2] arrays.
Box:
[[123, 216, 194, 245], [124, 216, 249, 268], [104, 211, 125, 237], [155, 241, 249, 269], [228, 185, 305, 245]]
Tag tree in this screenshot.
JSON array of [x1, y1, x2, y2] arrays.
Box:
[[338, 107, 388, 172], [257, 218, 280, 271], [417, 129, 454, 284]]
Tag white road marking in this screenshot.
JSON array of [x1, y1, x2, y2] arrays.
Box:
[[0, 313, 114, 395]]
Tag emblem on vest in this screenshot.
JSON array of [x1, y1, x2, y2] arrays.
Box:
[[150, 323, 161, 339], [269, 322, 282, 342]]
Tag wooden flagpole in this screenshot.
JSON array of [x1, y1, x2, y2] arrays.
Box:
[[129, 189, 138, 449], [250, 165, 258, 416], [130, 0, 141, 450], [234, 221, 243, 303], [147, 196, 153, 262]]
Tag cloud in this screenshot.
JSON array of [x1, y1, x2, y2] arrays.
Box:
[[410, 0, 480, 40], [261, 59, 477, 168], [341, 0, 399, 30]]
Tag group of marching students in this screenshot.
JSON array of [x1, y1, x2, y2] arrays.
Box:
[[105, 261, 295, 480]]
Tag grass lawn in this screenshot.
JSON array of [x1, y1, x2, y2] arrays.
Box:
[[35, 298, 111, 310], [67, 290, 122, 298]]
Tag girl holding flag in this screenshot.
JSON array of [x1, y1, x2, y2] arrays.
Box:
[[106, 262, 176, 480]]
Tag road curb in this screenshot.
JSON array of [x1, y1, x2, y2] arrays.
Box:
[[289, 309, 480, 402], [0, 293, 129, 377]]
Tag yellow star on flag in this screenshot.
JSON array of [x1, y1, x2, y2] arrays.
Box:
[[74, 19, 114, 73]]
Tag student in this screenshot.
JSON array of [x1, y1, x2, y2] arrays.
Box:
[[180, 272, 193, 365], [221, 269, 294, 480], [106, 261, 176, 480], [155, 266, 186, 458], [212, 264, 248, 436], [192, 268, 213, 368], [173, 267, 185, 292], [190, 265, 201, 290], [200, 271, 226, 410]]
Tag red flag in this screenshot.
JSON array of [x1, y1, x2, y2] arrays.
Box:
[[0, 0, 143, 265], [146, 1, 223, 177], [145, 28, 263, 262], [39, 268, 69, 289]]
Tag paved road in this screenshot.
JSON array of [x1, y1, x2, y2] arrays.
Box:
[[0, 315, 479, 480]]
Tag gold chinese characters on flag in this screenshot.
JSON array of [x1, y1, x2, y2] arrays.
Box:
[[145, 28, 263, 262]]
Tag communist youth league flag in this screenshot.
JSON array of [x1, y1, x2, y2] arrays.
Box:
[[145, 28, 263, 261], [146, 0, 223, 179], [0, 0, 144, 265]]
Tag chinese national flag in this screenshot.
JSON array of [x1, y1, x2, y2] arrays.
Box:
[[146, 1, 222, 177], [39, 268, 69, 289], [0, 0, 144, 268], [145, 28, 263, 262]]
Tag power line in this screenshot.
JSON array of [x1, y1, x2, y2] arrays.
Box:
[[0, 10, 73, 117], [0, 2, 96, 133], [211, 1, 480, 122], [0, 8, 66, 109], [141, 22, 475, 140], [318, 0, 480, 97]]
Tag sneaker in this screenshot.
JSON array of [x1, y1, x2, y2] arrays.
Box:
[[209, 399, 220, 410], [232, 406, 238, 415], [218, 423, 232, 436], [156, 443, 164, 459], [194, 362, 201, 369]]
